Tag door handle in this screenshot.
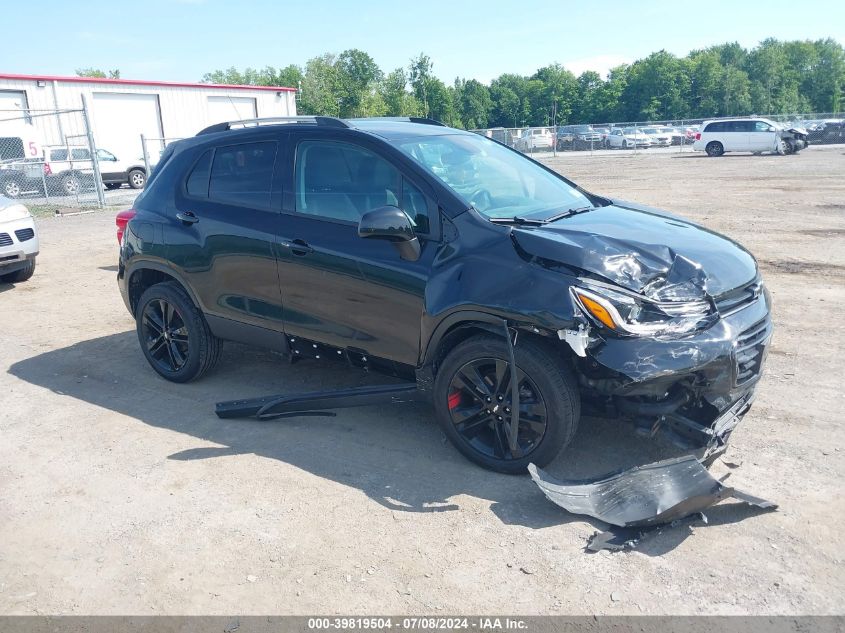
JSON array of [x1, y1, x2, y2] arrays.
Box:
[[281, 239, 314, 256], [176, 211, 199, 225]]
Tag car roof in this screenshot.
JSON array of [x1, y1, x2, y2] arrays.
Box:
[[347, 119, 471, 140]]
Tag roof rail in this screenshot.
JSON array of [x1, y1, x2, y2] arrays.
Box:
[[196, 116, 350, 136], [349, 117, 446, 127]]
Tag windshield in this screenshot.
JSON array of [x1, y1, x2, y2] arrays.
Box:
[[642, 128, 659, 134], [623, 127, 641, 134], [394, 133, 592, 220]]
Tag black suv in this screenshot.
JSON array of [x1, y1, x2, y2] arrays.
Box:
[[118, 116, 772, 473]]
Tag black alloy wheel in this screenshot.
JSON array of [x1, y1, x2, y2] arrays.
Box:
[[141, 298, 190, 373], [447, 357, 548, 462], [434, 335, 579, 473], [135, 281, 221, 382]]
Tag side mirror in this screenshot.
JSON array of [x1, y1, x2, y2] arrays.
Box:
[[358, 205, 421, 262]]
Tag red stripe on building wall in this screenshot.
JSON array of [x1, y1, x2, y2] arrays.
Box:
[[0, 73, 296, 92]]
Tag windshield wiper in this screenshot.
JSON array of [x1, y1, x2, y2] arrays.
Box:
[[488, 216, 547, 226], [543, 206, 595, 223]]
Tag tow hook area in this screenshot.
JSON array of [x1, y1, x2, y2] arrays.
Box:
[[558, 324, 591, 357]]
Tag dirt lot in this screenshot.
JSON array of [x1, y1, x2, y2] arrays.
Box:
[[1, 145, 843, 615]]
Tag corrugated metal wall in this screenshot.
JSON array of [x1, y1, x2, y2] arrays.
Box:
[[0, 77, 297, 161]]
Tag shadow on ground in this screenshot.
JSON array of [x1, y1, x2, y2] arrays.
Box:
[[8, 331, 766, 552]]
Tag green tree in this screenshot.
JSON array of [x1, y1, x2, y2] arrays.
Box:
[[335, 49, 383, 117], [76, 68, 120, 79], [379, 68, 423, 116], [455, 78, 492, 129]]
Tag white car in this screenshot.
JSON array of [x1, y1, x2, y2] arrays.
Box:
[[606, 128, 652, 149], [692, 118, 809, 156], [43, 146, 147, 194], [640, 127, 673, 147], [0, 196, 38, 283], [515, 128, 553, 152]]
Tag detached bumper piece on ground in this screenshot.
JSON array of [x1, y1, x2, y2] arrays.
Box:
[[528, 455, 776, 552]]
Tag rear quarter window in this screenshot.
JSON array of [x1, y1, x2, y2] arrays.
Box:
[[208, 141, 277, 209]]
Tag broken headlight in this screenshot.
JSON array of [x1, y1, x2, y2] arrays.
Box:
[[571, 284, 715, 337]]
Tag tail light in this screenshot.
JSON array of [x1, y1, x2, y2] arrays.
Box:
[[116, 209, 136, 244], [43, 163, 52, 176], [695, 132, 701, 141]]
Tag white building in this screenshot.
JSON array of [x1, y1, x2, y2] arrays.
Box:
[[0, 73, 297, 163]]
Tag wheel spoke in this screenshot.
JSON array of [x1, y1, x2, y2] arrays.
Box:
[[143, 309, 164, 334], [147, 335, 166, 357], [456, 364, 492, 398], [454, 409, 491, 437], [165, 338, 178, 370], [169, 341, 186, 367]]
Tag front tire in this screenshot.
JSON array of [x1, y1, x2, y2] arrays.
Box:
[[128, 169, 146, 189], [135, 281, 221, 382], [61, 174, 81, 195], [705, 141, 724, 157], [433, 334, 580, 474], [0, 258, 35, 283]]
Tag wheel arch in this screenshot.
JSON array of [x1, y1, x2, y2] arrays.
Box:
[[126, 261, 200, 316], [420, 310, 567, 376]]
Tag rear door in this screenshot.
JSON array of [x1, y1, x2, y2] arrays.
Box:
[[275, 133, 438, 368], [166, 137, 287, 340]]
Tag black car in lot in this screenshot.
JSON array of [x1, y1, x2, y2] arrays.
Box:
[[117, 116, 772, 473]]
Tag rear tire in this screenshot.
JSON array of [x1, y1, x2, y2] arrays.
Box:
[[2, 179, 22, 198], [135, 281, 221, 383], [0, 258, 35, 283], [705, 141, 724, 157], [433, 334, 580, 474], [128, 169, 146, 189]]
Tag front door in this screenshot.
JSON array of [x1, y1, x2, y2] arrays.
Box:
[[275, 136, 436, 367], [748, 120, 777, 151]]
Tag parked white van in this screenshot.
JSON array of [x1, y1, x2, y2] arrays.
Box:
[[693, 118, 808, 156]]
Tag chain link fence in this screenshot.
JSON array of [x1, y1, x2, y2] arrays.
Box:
[[0, 99, 142, 213], [473, 112, 845, 157], [140, 135, 184, 177]]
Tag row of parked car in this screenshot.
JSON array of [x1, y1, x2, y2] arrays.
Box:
[[486, 117, 845, 153], [0, 145, 148, 199], [491, 125, 700, 152]]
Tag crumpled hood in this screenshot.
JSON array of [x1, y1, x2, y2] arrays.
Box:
[[511, 203, 758, 300]]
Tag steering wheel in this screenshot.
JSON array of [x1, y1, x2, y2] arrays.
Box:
[[469, 189, 493, 212]]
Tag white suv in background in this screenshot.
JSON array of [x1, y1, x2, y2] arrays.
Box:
[[515, 128, 553, 152], [693, 118, 808, 156]]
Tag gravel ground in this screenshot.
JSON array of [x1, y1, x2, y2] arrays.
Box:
[[1, 145, 843, 615]]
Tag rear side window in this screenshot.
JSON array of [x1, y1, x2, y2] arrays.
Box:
[[50, 149, 69, 160], [71, 148, 91, 160], [208, 141, 277, 208], [705, 122, 724, 133], [186, 149, 212, 197]]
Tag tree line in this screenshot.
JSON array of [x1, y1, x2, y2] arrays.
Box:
[[196, 38, 839, 128]]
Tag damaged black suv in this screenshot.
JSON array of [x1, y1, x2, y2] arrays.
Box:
[[118, 116, 772, 473]]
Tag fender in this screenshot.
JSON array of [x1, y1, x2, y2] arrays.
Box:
[[124, 258, 202, 312], [420, 309, 516, 368]]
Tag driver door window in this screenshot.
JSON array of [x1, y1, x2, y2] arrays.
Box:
[[294, 140, 430, 233]]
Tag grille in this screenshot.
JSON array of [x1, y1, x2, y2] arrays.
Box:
[[0, 232, 12, 247], [716, 277, 763, 315], [14, 228, 34, 242], [734, 317, 771, 386]]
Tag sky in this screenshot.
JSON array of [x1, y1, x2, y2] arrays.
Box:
[[3, 0, 844, 86]]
